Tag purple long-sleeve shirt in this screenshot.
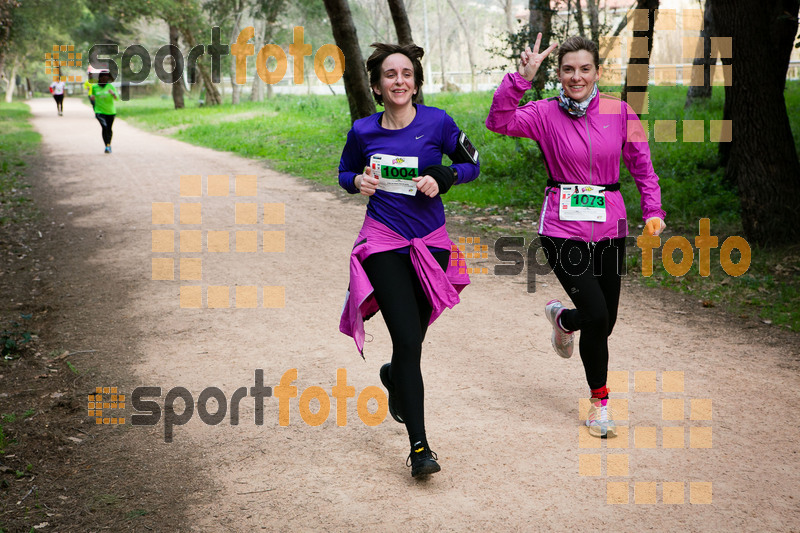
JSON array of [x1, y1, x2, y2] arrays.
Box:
[[338, 104, 480, 241]]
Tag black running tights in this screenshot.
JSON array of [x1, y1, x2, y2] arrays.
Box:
[[362, 249, 449, 446], [95, 113, 114, 146], [541, 236, 626, 391]]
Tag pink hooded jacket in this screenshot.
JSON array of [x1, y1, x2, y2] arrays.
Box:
[[486, 72, 665, 242], [339, 217, 470, 357]]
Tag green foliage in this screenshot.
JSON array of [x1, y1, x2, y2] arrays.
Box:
[[14, 464, 33, 478], [121, 94, 351, 181], [72, 9, 135, 50], [0, 425, 10, 454], [126, 509, 150, 519], [119, 83, 800, 236], [1, 314, 34, 359], [119, 82, 800, 330], [637, 241, 800, 331], [486, 7, 614, 102], [0, 102, 39, 226], [2, 0, 86, 93], [0, 413, 20, 454]]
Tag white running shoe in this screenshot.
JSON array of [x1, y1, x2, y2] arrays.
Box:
[[545, 299, 574, 358], [586, 398, 617, 438]]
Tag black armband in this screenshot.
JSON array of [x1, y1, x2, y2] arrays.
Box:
[[451, 130, 479, 165], [422, 165, 457, 194]]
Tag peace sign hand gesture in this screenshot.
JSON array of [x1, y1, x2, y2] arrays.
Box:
[[519, 32, 558, 83]]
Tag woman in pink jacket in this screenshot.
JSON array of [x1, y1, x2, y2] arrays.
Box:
[[486, 34, 666, 438]]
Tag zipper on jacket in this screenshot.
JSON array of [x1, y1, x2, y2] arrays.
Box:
[[583, 114, 595, 243]]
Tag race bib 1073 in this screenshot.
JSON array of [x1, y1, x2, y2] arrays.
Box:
[[558, 184, 607, 222]]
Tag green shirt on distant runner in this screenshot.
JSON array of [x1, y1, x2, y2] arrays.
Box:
[[93, 84, 118, 115]]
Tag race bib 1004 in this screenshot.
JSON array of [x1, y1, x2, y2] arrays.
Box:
[[558, 184, 607, 222], [370, 154, 418, 196]]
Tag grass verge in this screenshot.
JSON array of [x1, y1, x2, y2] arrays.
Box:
[[118, 86, 800, 331], [0, 102, 40, 227]]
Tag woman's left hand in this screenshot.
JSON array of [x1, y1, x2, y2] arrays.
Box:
[[644, 217, 666, 236], [412, 175, 439, 198]]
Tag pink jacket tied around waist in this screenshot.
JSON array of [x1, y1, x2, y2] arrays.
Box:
[[340, 217, 470, 357]]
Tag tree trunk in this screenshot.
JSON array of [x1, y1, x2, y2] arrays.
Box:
[[528, 0, 553, 94], [575, 0, 585, 37], [4, 55, 17, 103], [711, 0, 800, 246], [387, 0, 424, 103], [169, 24, 185, 109], [605, 0, 639, 44], [718, 54, 732, 167], [437, 0, 447, 86], [503, 0, 516, 35], [388, 0, 414, 44], [685, 0, 713, 107], [0, 1, 14, 79], [182, 27, 222, 106], [621, 0, 658, 104], [322, 0, 376, 122], [250, 19, 265, 102], [586, 0, 600, 42], [422, 0, 433, 84], [446, 0, 476, 91], [229, 3, 243, 106]]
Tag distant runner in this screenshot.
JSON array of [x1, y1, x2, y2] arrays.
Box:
[[92, 71, 118, 154], [49, 77, 65, 116]]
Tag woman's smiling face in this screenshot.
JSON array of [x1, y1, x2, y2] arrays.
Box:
[[374, 53, 417, 108], [558, 50, 600, 102]]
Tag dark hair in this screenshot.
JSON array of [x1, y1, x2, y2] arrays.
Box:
[[557, 36, 600, 70], [366, 42, 424, 106]]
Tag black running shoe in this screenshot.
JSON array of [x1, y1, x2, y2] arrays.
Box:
[[379, 363, 403, 424], [406, 441, 441, 478]]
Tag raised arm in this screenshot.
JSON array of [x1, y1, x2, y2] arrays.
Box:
[[485, 33, 557, 139]]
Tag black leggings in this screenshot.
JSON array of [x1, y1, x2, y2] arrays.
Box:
[[541, 236, 626, 391], [95, 113, 115, 146], [362, 249, 449, 446], [53, 94, 63, 112]]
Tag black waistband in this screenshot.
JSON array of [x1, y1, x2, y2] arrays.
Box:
[[547, 179, 620, 192]]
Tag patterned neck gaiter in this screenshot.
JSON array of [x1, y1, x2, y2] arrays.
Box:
[[557, 83, 598, 117]]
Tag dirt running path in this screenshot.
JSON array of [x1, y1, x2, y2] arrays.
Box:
[[28, 97, 800, 531]]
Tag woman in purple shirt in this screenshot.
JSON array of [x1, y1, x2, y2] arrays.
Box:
[[338, 43, 479, 477]]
